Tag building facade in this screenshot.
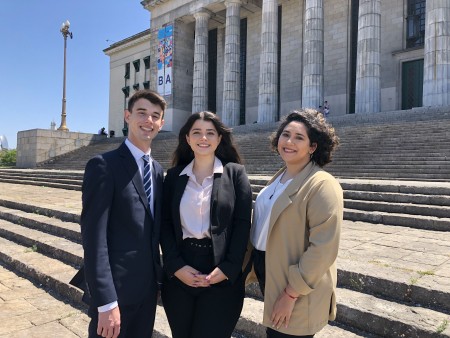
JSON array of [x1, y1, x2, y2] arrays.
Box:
[[104, 30, 152, 136], [105, 0, 449, 134]]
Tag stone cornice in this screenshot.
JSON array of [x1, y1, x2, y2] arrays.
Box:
[[141, 0, 166, 9], [103, 29, 151, 55]]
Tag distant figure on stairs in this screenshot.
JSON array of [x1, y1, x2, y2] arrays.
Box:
[[247, 108, 343, 338], [98, 127, 108, 136], [323, 100, 330, 118]]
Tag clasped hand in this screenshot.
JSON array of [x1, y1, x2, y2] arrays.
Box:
[[174, 265, 227, 287]]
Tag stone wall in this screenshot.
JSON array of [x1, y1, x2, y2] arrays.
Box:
[[16, 129, 104, 168]]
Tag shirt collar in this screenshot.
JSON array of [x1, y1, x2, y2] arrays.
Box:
[[125, 138, 151, 163], [180, 156, 224, 177]]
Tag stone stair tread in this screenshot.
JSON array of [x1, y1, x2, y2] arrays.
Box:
[[344, 199, 450, 218], [0, 236, 81, 301], [0, 205, 81, 235], [2, 199, 449, 314], [344, 190, 450, 206], [0, 177, 81, 190], [0, 218, 82, 266], [0, 236, 364, 338], [337, 287, 450, 337], [0, 174, 81, 184], [344, 208, 450, 225]]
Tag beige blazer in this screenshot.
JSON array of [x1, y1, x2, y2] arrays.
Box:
[[249, 161, 343, 336]]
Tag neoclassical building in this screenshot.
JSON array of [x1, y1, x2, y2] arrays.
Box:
[[105, 0, 449, 134]]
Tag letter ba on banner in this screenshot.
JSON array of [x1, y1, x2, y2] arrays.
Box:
[[157, 25, 173, 96]]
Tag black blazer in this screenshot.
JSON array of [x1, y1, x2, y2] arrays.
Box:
[[160, 162, 252, 284], [80, 142, 163, 307]]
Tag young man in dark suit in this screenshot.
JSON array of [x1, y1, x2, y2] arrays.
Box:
[[81, 90, 166, 338]]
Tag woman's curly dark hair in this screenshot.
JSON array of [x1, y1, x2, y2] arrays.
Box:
[[172, 111, 242, 166], [270, 108, 339, 167]]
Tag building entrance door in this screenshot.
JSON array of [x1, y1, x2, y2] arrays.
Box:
[[402, 59, 423, 110]]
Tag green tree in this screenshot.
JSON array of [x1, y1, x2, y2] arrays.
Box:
[[0, 149, 16, 166]]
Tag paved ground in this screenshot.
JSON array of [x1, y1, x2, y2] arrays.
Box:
[[0, 264, 89, 338]]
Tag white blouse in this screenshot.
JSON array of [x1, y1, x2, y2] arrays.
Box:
[[179, 157, 223, 239], [251, 172, 292, 251]]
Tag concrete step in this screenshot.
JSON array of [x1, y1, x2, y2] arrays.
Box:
[[344, 190, 450, 206], [0, 177, 81, 191], [0, 218, 83, 266], [344, 208, 450, 231], [345, 199, 450, 218], [1, 201, 449, 315], [0, 235, 366, 337], [336, 288, 450, 337], [0, 173, 81, 186]]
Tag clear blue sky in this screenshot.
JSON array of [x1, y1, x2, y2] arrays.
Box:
[[0, 1, 150, 149]]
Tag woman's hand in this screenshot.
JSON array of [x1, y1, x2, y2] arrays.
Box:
[[174, 265, 209, 287], [270, 286, 299, 329], [205, 267, 228, 285]]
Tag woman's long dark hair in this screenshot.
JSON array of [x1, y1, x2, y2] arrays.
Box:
[[172, 111, 242, 166]]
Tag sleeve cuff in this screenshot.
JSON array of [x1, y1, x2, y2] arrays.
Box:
[[98, 301, 118, 313]]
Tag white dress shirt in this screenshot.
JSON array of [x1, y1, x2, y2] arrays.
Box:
[[125, 138, 154, 215], [251, 172, 292, 251], [179, 157, 223, 239]]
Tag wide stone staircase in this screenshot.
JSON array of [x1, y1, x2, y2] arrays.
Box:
[[36, 107, 450, 181], [1, 106, 450, 337], [0, 176, 449, 336]]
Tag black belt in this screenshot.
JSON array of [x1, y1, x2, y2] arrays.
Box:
[[182, 238, 212, 253]]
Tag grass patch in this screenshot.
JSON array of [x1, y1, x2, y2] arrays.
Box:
[[368, 260, 390, 268], [436, 319, 448, 334], [25, 244, 38, 253], [417, 270, 435, 276]]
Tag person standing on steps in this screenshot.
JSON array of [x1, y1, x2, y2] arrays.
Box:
[[160, 111, 252, 338], [80, 90, 166, 338], [247, 109, 343, 337]]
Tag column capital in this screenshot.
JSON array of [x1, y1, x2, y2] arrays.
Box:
[[191, 7, 213, 19], [224, 0, 242, 8]]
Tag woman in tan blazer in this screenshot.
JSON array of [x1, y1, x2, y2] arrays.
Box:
[[249, 109, 343, 337]]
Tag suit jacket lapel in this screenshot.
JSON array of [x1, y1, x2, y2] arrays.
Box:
[[118, 142, 151, 216], [152, 161, 162, 222], [173, 173, 189, 241], [268, 162, 316, 239]]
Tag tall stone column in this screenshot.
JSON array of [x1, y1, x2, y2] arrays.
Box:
[[355, 0, 381, 114], [423, 0, 450, 106], [302, 0, 324, 110], [222, 0, 241, 126], [192, 9, 211, 113], [258, 0, 278, 122]]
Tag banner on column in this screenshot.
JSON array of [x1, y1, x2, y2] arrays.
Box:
[[157, 25, 173, 96]]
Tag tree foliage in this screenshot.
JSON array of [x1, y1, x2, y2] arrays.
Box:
[[0, 149, 16, 166]]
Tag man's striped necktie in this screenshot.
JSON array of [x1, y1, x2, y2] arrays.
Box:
[[142, 155, 152, 207]]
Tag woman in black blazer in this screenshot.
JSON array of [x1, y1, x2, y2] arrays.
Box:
[[160, 111, 252, 338]]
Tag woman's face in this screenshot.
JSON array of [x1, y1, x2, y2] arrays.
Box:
[[277, 121, 317, 168], [186, 119, 222, 159]]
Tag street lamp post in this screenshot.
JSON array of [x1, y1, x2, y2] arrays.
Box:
[[58, 20, 73, 131]]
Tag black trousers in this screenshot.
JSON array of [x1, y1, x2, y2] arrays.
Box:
[[253, 249, 314, 338], [161, 238, 245, 338], [88, 292, 157, 338]]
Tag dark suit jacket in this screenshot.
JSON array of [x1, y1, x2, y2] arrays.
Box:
[[79, 142, 163, 307], [160, 162, 252, 284]]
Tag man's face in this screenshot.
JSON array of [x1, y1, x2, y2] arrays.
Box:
[[124, 98, 164, 152]]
